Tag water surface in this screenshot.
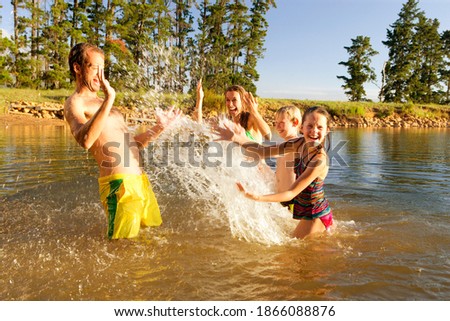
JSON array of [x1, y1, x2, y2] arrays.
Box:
[[1, 121, 449, 300]]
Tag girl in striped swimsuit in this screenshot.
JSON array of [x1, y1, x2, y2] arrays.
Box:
[[236, 106, 333, 239]]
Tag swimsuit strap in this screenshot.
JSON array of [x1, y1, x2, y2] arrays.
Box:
[[245, 130, 256, 141]]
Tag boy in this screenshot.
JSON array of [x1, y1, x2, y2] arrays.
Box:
[[64, 43, 181, 239]]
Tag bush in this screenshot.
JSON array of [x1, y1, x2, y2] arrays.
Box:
[[401, 102, 415, 114], [376, 105, 395, 119], [203, 89, 226, 116]]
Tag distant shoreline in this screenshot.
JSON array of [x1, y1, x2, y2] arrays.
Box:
[[1, 88, 448, 128], [1, 107, 448, 129]]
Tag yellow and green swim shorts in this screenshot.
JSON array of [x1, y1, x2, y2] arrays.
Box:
[[99, 173, 162, 239]]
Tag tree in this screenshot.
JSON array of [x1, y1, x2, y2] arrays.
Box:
[[3, 0, 276, 95], [171, 0, 194, 92], [243, 0, 276, 93], [23, 0, 46, 87], [381, 0, 421, 102], [192, 0, 275, 94], [409, 15, 444, 103], [226, 0, 249, 87], [441, 30, 450, 104], [0, 34, 15, 87], [115, 1, 159, 88], [337, 35, 378, 101], [204, 0, 230, 93], [0, 4, 14, 86], [189, 0, 210, 90], [41, 0, 71, 89]]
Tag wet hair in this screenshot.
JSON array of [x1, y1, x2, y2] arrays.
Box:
[[68, 43, 104, 78], [225, 85, 246, 103], [302, 106, 331, 127], [275, 105, 302, 124]]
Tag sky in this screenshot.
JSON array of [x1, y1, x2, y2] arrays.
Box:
[[1, 0, 450, 101], [256, 0, 450, 101]]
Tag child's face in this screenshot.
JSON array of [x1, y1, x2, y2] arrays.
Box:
[[225, 90, 243, 118], [275, 113, 298, 139], [80, 49, 104, 93], [301, 112, 328, 145]]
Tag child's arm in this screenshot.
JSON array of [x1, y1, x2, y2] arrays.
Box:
[[245, 92, 272, 140], [240, 137, 305, 160], [134, 107, 182, 148], [192, 79, 203, 123], [216, 123, 304, 159], [237, 153, 327, 202], [65, 69, 116, 150]]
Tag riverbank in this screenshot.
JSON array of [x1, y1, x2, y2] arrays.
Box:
[[1, 88, 449, 128], [2, 102, 449, 129]]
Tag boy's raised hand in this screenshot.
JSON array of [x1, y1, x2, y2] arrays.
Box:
[[98, 67, 115, 100]]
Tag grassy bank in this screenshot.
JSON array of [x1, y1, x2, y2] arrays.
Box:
[[0, 88, 71, 113], [1, 88, 449, 121]]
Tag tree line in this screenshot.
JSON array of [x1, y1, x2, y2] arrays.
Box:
[[338, 0, 450, 105], [0, 0, 276, 95]]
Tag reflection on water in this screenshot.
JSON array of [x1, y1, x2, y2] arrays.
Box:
[[327, 128, 450, 216], [1, 122, 449, 300], [0, 124, 97, 195]]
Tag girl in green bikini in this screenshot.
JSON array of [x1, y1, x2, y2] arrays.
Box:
[[193, 79, 271, 143]]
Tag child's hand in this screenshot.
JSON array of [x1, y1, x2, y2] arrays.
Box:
[[98, 67, 115, 100], [196, 79, 204, 102], [236, 181, 246, 193], [156, 106, 182, 129], [236, 182, 259, 201], [214, 118, 247, 142], [244, 92, 258, 115]]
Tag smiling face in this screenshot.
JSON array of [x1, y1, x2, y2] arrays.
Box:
[[275, 113, 299, 140], [301, 111, 329, 146], [225, 90, 243, 119]]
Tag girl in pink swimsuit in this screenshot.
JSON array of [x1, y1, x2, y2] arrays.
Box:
[[236, 106, 334, 239]]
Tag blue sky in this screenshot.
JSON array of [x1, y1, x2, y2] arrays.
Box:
[[256, 0, 450, 101], [1, 0, 450, 101]]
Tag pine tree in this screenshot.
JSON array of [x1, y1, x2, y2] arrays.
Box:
[[205, 0, 230, 93], [243, 0, 276, 94], [84, 0, 106, 47], [410, 15, 444, 103], [381, 0, 421, 102], [226, 0, 249, 87], [190, 0, 210, 89], [13, 0, 46, 88], [41, 0, 71, 89], [116, 1, 158, 88], [441, 30, 450, 104], [337, 36, 378, 101], [172, 0, 194, 92], [0, 32, 15, 87]]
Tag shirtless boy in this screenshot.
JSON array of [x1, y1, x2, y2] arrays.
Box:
[[64, 43, 181, 239], [273, 106, 302, 208]]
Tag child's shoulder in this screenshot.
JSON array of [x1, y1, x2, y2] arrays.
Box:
[[311, 151, 329, 169]]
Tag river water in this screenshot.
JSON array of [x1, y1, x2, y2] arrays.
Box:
[[1, 119, 449, 300]]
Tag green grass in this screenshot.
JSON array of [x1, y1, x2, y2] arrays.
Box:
[[1, 88, 449, 120], [259, 98, 449, 120], [0, 88, 72, 113]]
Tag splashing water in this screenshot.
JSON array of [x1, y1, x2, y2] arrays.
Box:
[[143, 115, 295, 246]]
